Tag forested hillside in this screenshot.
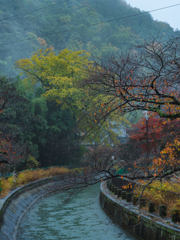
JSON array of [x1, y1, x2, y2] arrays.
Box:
[[0, 0, 174, 76], [0, 0, 177, 172]]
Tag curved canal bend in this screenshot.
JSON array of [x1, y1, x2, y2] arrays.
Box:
[[17, 184, 137, 240]]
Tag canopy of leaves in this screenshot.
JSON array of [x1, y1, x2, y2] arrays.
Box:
[[15, 48, 90, 112]]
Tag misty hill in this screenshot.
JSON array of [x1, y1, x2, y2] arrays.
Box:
[[0, 0, 175, 76]]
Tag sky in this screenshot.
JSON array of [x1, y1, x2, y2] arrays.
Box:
[[125, 0, 180, 30]]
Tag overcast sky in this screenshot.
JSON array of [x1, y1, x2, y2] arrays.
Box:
[[125, 0, 180, 30]]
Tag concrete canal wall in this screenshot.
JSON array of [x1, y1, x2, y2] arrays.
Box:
[[100, 180, 180, 240], [1, 175, 180, 240], [0, 176, 67, 240]]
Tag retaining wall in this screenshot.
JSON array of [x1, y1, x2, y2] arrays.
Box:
[[0, 176, 68, 240], [100, 180, 180, 240]]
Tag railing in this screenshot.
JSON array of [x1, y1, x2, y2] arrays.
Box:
[[108, 177, 180, 222]]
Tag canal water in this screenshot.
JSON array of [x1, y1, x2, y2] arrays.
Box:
[[17, 184, 137, 240]]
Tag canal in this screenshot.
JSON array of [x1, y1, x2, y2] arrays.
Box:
[[17, 183, 137, 240]]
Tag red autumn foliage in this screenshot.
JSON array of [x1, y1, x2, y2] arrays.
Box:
[[129, 115, 180, 156], [0, 135, 26, 171]]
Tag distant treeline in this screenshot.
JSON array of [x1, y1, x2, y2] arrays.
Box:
[[0, 0, 175, 76]]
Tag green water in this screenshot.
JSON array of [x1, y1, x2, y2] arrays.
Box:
[[17, 184, 137, 240]]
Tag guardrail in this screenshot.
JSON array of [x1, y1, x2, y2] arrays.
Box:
[[108, 178, 180, 223], [100, 180, 180, 240]]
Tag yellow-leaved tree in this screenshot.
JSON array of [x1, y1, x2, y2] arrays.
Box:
[[15, 48, 90, 112], [15, 47, 130, 146]]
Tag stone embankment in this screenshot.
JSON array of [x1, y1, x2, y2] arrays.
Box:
[[100, 180, 180, 240], [0, 176, 70, 240]]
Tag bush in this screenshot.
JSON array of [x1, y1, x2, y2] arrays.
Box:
[[26, 155, 40, 169], [0, 166, 72, 197]]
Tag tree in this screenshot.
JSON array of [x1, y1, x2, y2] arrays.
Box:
[[0, 76, 19, 112], [0, 76, 45, 170], [83, 146, 120, 175], [129, 115, 180, 155], [0, 134, 26, 171], [0, 76, 30, 166], [15, 48, 92, 167], [81, 34, 180, 181], [81, 119, 129, 147], [117, 114, 180, 176], [15, 48, 90, 112], [83, 34, 180, 120]]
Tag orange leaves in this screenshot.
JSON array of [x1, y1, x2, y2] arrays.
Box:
[[122, 182, 132, 189], [95, 119, 97, 122], [159, 138, 180, 167], [37, 37, 47, 46], [94, 113, 96, 116], [175, 139, 180, 146], [99, 110, 101, 113]]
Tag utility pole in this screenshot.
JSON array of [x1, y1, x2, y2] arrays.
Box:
[[143, 111, 150, 162]]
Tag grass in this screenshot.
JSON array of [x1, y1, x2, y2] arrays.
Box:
[[0, 167, 82, 197]]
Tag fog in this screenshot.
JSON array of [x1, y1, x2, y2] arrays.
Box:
[[125, 0, 180, 30], [0, 0, 176, 77]]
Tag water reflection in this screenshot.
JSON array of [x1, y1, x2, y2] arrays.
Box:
[[17, 184, 137, 240]]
